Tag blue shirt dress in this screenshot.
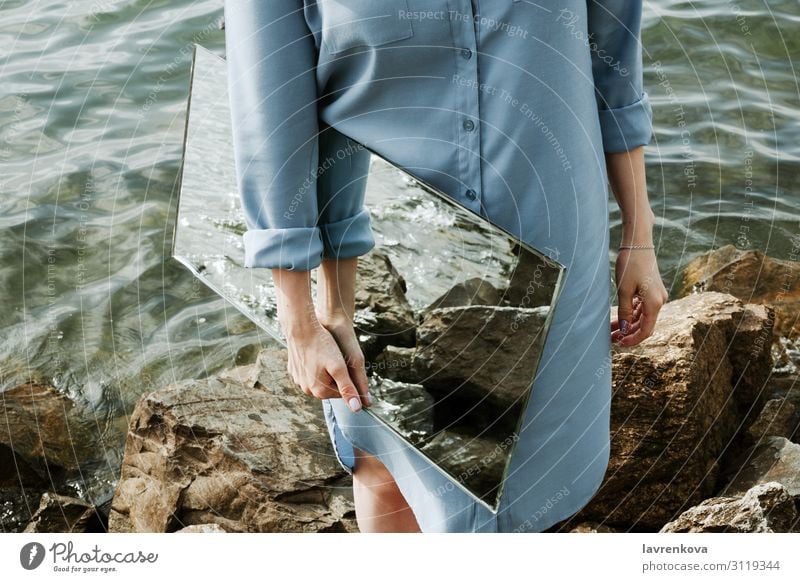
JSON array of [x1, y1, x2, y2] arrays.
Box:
[[223, 0, 653, 532]]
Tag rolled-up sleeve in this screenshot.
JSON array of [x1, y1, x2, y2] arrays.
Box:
[[587, 0, 654, 153], [224, 1, 375, 270], [315, 126, 376, 261]]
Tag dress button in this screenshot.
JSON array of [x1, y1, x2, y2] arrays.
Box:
[[462, 118, 475, 131], [465, 188, 477, 200], [461, 48, 472, 59]]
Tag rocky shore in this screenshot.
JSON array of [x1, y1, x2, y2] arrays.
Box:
[[2, 244, 798, 533]]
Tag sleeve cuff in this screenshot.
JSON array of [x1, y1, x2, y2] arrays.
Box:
[[597, 91, 653, 153], [242, 226, 324, 271], [320, 206, 376, 260]]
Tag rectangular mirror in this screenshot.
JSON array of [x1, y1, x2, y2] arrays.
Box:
[[171, 44, 566, 512]]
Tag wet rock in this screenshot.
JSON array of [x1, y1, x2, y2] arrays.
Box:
[[371, 345, 416, 383], [0, 382, 97, 532], [504, 243, 562, 308], [560, 292, 773, 531], [660, 482, 798, 533], [23, 492, 101, 533], [424, 277, 504, 310], [419, 431, 509, 505], [679, 244, 800, 340], [354, 249, 417, 355], [413, 304, 550, 410], [0, 442, 48, 532], [0, 381, 89, 474], [718, 436, 800, 498], [746, 398, 798, 444], [367, 375, 434, 445], [109, 347, 357, 533]]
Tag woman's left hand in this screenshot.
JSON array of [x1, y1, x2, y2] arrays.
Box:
[[611, 248, 669, 346]]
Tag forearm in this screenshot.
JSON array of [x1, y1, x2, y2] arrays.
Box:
[[272, 268, 318, 336], [605, 145, 655, 245], [316, 257, 358, 323]]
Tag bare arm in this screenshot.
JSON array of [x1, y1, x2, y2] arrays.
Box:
[[606, 146, 655, 240], [272, 265, 369, 411], [606, 146, 668, 346], [315, 257, 371, 406]]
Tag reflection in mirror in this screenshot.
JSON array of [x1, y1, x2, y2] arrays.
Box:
[[171, 45, 566, 512]]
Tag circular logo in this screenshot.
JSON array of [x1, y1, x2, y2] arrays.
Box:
[[20, 542, 46, 570]]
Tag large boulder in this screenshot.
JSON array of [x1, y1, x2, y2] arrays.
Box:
[[0, 381, 90, 474], [353, 249, 417, 355], [679, 244, 800, 340], [0, 382, 98, 532], [412, 304, 550, 410], [745, 399, 798, 444], [718, 436, 800, 498], [424, 277, 504, 311], [109, 347, 357, 533], [504, 242, 562, 309], [660, 481, 798, 533], [559, 292, 773, 530]]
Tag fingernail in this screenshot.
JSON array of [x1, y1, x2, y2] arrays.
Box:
[[348, 397, 362, 412], [620, 319, 630, 335], [364, 393, 373, 406]]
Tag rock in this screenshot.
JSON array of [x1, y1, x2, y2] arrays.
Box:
[[746, 398, 798, 444], [0, 443, 49, 531], [504, 242, 562, 308], [23, 492, 101, 533], [175, 523, 228, 533], [660, 482, 798, 533], [424, 277, 504, 310], [367, 375, 435, 445], [558, 292, 773, 531], [718, 436, 800, 498], [0, 382, 102, 532], [109, 347, 357, 533], [412, 304, 550, 411], [569, 521, 618, 533], [354, 249, 417, 354], [679, 244, 800, 339], [762, 374, 800, 441], [419, 431, 510, 505], [371, 346, 417, 384], [0, 442, 46, 489], [0, 381, 90, 474]]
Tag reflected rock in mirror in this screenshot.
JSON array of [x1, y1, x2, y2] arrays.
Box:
[[172, 44, 566, 512]]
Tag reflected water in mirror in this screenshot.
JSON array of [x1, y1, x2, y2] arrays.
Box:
[[171, 45, 566, 511]]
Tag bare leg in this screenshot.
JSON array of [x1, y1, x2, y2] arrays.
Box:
[[352, 447, 421, 533]]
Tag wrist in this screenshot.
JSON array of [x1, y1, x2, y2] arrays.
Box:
[[317, 258, 357, 324], [278, 303, 321, 337], [316, 306, 353, 329], [620, 211, 655, 246]]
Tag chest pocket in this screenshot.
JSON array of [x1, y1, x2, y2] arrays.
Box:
[[320, 0, 414, 55]]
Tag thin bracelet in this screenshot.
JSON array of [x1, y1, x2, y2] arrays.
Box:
[[618, 244, 655, 250]]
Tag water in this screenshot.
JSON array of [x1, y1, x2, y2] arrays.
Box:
[[0, 0, 797, 517]]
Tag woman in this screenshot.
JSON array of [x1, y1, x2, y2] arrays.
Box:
[[223, 0, 668, 533]]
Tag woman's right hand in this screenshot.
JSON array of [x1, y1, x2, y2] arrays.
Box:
[[284, 318, 367, 412]]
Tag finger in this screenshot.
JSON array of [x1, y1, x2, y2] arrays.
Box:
[[310, 372, 340, 399], [616, 285, 635, 336], [330, 361, 363, 412], [612, 319, 643, 343], [348, 354, 372, 406], [618, 295, 662, 346]]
